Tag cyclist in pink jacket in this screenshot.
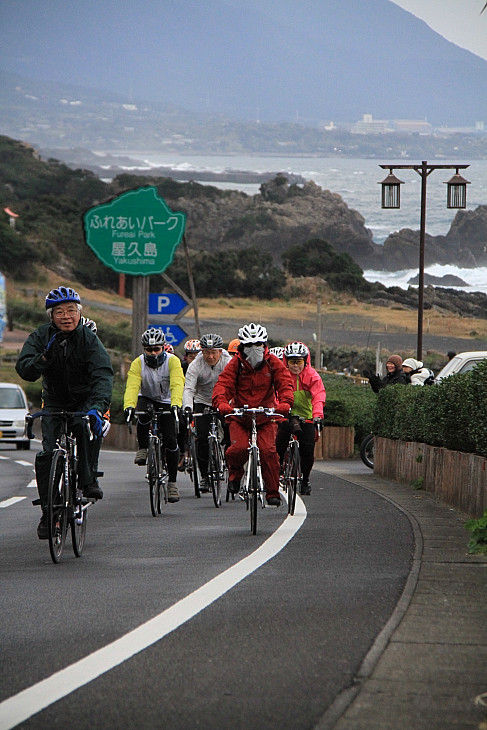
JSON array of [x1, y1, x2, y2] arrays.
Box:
[[276, 341, 326, 495]]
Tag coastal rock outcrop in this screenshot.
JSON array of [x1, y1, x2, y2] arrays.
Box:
[[138, 175, 382, 266], [366, 206, 487, 270]]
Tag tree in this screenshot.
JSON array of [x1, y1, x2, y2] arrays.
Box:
[[282, 237, 365, 291]]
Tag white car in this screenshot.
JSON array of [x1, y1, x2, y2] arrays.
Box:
[[434, 351, 487, 384], [0, 383, 30, 450]]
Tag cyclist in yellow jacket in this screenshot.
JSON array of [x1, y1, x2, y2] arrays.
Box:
[[124, 328, 184, 503]]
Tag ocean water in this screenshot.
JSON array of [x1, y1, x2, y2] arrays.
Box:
[[107, 151, 487, 293]]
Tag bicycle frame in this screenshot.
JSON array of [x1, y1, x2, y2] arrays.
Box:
[[25, 410, 95, 563], [194, 407, 228, 508], [133, 405, 177, 516], [226, 406, 282, 534]]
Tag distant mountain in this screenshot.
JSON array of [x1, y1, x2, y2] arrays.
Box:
[[1, 0, 486, 128]]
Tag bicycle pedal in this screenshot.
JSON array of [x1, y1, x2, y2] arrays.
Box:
[[32, 498, 42, 506], [95, 471, 104, 478]]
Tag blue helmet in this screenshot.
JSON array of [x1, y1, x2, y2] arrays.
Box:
[[45, 286, 81, 310]]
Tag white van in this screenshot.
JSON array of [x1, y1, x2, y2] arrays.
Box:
[[434, 351, 487, 384], [0, 383, 30, 449]]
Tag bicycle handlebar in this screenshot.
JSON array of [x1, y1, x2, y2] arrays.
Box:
[[224, 406, 286, 418], [25, 411, 90, 440], [129, 406, 180, 433]]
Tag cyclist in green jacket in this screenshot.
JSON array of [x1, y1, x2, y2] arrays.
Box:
[[16, 286, 113, 539]]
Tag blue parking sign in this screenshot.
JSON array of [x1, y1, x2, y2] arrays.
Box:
[[148, 293, 187, 315], [149, 324, 188, 346]]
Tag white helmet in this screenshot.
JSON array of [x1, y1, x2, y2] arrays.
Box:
[[238, 322, 268, 345], [141, 328, 165, 347], [284, 341, 309, 359], [81, 316, 97, 334], [269, 347, 284, 359]]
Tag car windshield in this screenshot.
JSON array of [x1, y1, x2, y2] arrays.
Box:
[[0, 388, 25, 408]]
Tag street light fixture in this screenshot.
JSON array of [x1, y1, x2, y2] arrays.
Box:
[[379, 161, 470, 360]]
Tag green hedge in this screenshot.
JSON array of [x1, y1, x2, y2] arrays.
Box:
[[322, 374, 377, 442], [374, 360, 487, 457]]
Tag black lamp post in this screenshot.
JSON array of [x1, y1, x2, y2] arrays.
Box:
[[379, 161, 470, 360]]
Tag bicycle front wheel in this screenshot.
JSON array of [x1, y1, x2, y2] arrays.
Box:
[[48, 450, 68, 563], [288, 441, 301, 516], [148, 439, 159, 516], [208, 437, 222, 508], [249, 447, 259, 535], [189, 434, 200, 498]]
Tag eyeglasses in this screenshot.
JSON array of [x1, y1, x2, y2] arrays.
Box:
[[52, 307, 79, 318], [288, 358, 305, 364], [144, 346, 162, 353]]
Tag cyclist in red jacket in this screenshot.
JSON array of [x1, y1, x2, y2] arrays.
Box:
[[212, 322, 294, 506]]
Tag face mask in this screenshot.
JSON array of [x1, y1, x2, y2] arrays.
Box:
[[244, 345, 264, 368], [144, 352, 166, 369]]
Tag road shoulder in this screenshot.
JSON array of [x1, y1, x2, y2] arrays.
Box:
[[313, 460, 487, 730]]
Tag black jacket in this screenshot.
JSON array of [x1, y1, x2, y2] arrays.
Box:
[[367, 369, 410, 394], [16, 322, 113, 412]]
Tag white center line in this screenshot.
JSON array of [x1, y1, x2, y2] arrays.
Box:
[[0, 496, 27, 508], [0, 494, 306, 730]]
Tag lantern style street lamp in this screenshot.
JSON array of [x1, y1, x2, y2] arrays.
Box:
[[379, 161, 470, 360], [380, 169, 404, 209]]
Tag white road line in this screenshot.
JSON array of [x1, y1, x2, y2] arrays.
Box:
[[14, 460, 31, 467], [0, 455, 9, 460], [26, 479, 37, 489], [0, 497, 27, 508], [0, 494, 306, 729]]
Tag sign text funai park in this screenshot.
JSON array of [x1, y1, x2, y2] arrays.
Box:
[[83, 186, 186, 276]]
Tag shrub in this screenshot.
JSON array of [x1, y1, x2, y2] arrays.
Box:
[[374, 362, 487, 458], [322, 373, 377, 441]]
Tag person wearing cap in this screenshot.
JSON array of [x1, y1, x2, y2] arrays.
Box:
[[212, 322, 294, 506], [363, 354, 410, 393], [15, 286, 113, 539], [182, 333, 231, 491], [401, 358, 435, 386]]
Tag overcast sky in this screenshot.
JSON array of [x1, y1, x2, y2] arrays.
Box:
[[390, 0, 487, 60]]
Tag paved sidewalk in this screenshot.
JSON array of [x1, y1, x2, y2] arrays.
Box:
[[313, 459, 487, 730]]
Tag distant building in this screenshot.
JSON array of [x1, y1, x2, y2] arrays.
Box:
[[392, 119, 432, 134], [351, 114, 390, 134]]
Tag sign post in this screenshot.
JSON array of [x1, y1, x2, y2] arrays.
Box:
[[83, 186, 186, 358]]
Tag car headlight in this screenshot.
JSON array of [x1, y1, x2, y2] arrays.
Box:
[[13, 420, 25, 428]]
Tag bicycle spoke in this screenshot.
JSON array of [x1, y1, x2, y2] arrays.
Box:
[[249, 448, 259, 534], [289, 442, 301, 515]]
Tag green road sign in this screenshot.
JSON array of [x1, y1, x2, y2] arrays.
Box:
[[83, 186, 186, 276]]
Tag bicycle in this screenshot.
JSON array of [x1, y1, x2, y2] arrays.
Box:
[[360, 433, 374, 469], [193, 407, 228, 508], [128, 405, 179, 516], [180, 410, 201, 498], [26, 410, 98, 564], [280, 423, 303, 516], [225, 406, 283, 534]]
